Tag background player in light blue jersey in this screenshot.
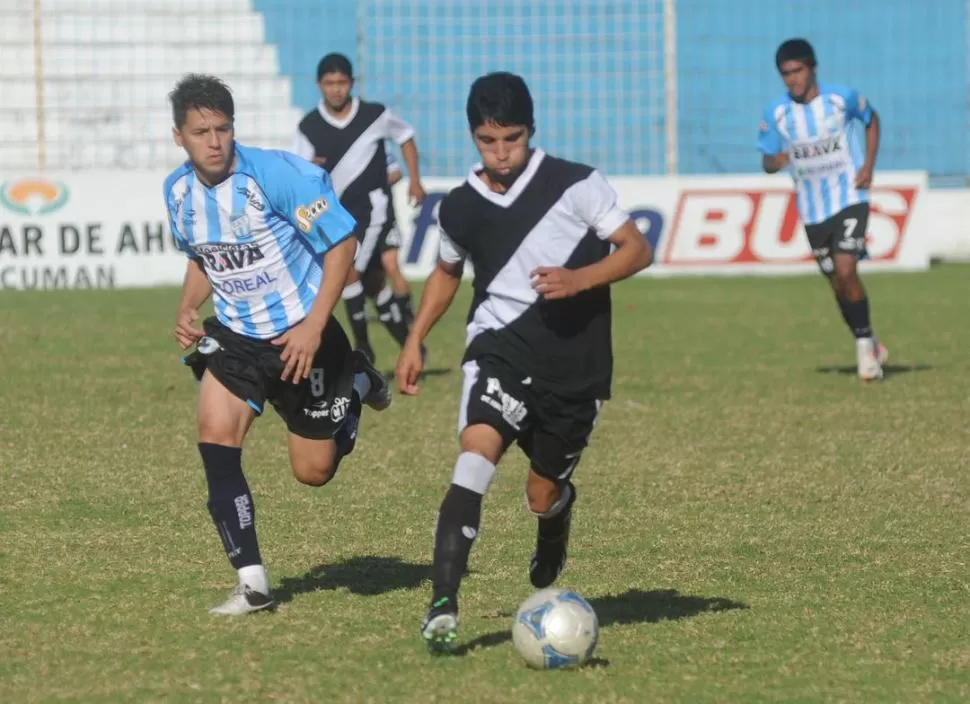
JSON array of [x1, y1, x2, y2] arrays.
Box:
[[163, 74, 391, 616], [758, 38, 888, 381]]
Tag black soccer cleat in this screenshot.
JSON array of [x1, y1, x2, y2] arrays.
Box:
[[420, 595, 459, 654], [352, 349, 391, 412], [529, 483, 577, 589]]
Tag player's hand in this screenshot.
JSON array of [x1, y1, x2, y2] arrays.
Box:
[[530, 266, 588, 300], [312, 156, 327, 167], [272, 320, 323, 384], [174, 307, 204, 350], [855, 163, 874, 189], [408, 180, 426, 207], [395, 341, 425, 396], [774, 152, 790, 170]]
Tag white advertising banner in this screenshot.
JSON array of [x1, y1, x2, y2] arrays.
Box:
[[0, 169, 939, 290]]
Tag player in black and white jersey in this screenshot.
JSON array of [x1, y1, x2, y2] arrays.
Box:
[[394, 72, 654, 653], [292, 54, 427, 364], [381, 147, 417, 325]]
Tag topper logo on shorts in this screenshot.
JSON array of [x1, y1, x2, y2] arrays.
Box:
[[482, 377, 527, 430], [660, 187, 918, 267], [295, 198, 328, 233], [0, 178, 69, 216]]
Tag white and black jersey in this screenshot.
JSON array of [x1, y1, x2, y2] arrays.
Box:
[[292, 97, 414, 217], [438, 148, 630, 400]]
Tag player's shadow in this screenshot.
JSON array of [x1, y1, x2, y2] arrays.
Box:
[[274, 555, 430, 604], [453, 588, 748, 657], [814, 363, 932, 377]]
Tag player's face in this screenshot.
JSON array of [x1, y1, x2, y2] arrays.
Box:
[[319, 72, 353, 112], [779, 60, 816, 102], [174, 108, 234, 184], [472, 122, 531, 189]]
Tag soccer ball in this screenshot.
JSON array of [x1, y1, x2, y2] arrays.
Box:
[[511, 587, 599, 669]]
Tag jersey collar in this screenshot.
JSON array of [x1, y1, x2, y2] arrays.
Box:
[[317, 97, 360, 129], [467, 147, 546, 208]]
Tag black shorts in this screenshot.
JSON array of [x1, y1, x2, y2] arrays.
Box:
[[349, 189, 396, 274], [458, 355, 602, 482], [804, 202, 870, 275], [182, 316, 356, 440]]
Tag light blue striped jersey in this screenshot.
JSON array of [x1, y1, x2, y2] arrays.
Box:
[[758, 83, 874, 225], [163, 142, 356, 340]]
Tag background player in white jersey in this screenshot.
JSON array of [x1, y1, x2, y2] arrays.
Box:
[[163, 74, 390, 616], [759, 38, 888, 380], [394, 72, 653, 653], [292, 54, 426, 366]]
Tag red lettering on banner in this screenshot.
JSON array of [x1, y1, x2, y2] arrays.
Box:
[[661, 188, 917, 266]]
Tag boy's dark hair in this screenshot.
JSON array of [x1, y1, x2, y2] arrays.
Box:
[[775, 38, 817, 70], [466, 72, 535, 134], [317, 53, 354, 81], [169, 74, 234, 128]]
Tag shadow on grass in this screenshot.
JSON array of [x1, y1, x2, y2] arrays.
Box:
[[814, 363, 933, 377], [275, 555, 430, 604], [453, 588, 748, 658]]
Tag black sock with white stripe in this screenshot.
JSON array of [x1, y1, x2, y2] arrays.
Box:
[[342, 281, 373, 361], [394, 292, 414, 324], [374, 285, 410, 348], [199, 443, 263, 571]]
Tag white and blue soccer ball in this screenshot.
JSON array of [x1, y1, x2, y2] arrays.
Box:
[[512, 587, 599, 669]]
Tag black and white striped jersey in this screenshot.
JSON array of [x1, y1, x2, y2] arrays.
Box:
[[438, 148, 630, 400], [292, 97, 413, 217]]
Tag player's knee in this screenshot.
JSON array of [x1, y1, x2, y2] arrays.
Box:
[[197, 418, 243, 447], [291, 455, 337, 487], [525, 476, 569, 517]]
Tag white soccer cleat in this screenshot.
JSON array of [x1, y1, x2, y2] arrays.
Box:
[[208, 583, 276, 616], [856, 337, 884, 381]]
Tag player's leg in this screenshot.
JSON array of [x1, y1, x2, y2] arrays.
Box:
[[274, 318, 390, 486], [342, 266, 374, 365], [811, 204, 887, 379], [381, 244, 415, 323], [362, 234, 412, 350], [421, 360, 525, 652], [182, 327, 275, 616], [520, 398, 601, 589]]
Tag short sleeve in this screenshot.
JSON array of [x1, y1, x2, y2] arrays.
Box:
[[437, 193, 468, 264], [757, 106, 784, 155], [382, 108, 416, 145], [162, 178, 193, 256], [571, 170, 630, 240], [843, 87, 874, 126], [263, 152, 357, 254], [291, 129, 316, 162]]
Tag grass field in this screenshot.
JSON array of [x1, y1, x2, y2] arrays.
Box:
[[2, 264, 968, 702]]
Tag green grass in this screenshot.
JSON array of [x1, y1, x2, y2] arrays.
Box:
[[1, 264, 969, 702]]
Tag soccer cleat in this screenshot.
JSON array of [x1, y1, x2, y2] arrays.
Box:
[[875, 339, 889, 366], [529, 484, 577, 589], [420, 596, 459, 654], [856, 337, 884, 381], [209, 583, 276, 616], [352, 349, 391, 412]]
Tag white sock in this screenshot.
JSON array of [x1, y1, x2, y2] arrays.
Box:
[[353, 371, 372, 400], [238, 564, 269, 595]]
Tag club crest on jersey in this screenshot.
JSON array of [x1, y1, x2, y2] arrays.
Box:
[[295, 197, 329, 233], [229, 214, 253, 241]]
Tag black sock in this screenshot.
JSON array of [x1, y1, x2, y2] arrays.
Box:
[[375, 288, 410, 348], [431, 484, 483, 607], [343, 290, 373, 359], [838, 297, 873, 338], [332, 393, 363, 472], [199, 443, 262, 570], [394, 292, 413, 324]]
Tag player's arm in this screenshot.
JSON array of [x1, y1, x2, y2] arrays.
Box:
[[386, 145, 403, 186], [396, 200, 466, 395], [269, 158, 358, 381], [174, 257, 212, 349], [850, 89, 879, 188], [292, 128, 323, 166], [531, 172, 652, 300], [384, 109, 425, 204], [758, 110, 788, 173]]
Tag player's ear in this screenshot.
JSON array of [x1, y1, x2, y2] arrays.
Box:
[[172, 126, 183, 147]]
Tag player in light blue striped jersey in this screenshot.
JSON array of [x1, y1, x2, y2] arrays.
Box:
[[759, 39, 888, 381], [163, 74, 391, 616]]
